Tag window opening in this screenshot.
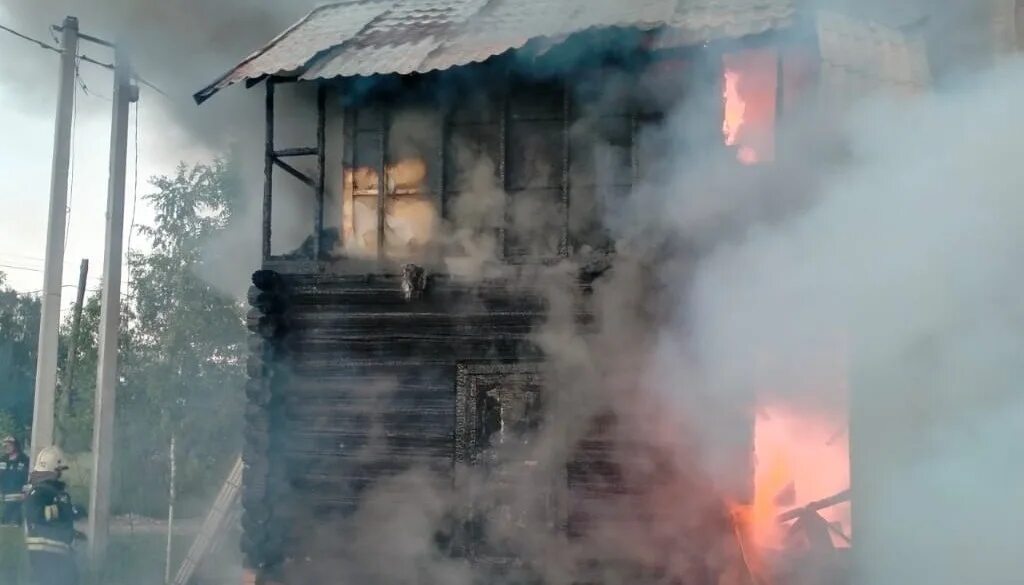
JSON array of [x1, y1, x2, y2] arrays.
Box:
[[341, 106, 440, 259], [722, 48, 778, 165]]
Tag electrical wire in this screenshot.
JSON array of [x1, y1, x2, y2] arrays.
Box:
[[1, 20, 167, 95], [125, 98, 140, 293], [63, 58, 81, 251], [0, 22, 60, 52], [0, 263, 44, 273], [3, 20, 162, 298], [0, 252, 45, 263]]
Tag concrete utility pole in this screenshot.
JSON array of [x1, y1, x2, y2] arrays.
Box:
[[88, 41, 137, 565], [30, 15, 78, 460]]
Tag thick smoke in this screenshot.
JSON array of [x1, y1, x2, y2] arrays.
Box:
[[287, 26, 1024, 585], [604, 43, 1024, 585], [10, 1, 1022, 583], [2, 0, 316, 137]]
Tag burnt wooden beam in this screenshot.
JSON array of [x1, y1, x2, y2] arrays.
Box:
[[262, 80, 275, 262], [245, 75, 267, 89], [252, 269, 284, 291], [342, 108, 356, 250], [560, 80, 571, 257], [243, 269, 292, 578], [272, 156, 315, 188], [273, 147, 318, 158], [377, 110, 389, 259], [630, 113, 639, 186], [499, 88, 510, 258], [314, 84, 327, 260], [439, 106, 450, 220], [777, 489, 851, 524]]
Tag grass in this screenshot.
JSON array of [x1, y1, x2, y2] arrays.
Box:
[[0, 453, 242, 585], [0, 525, 239, 585], [0, 526, 28, 585]]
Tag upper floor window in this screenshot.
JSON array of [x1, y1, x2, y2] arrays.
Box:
[[340, 76, 638, 264], [722, 47, 779, 165], [340, 106, 441, 259]]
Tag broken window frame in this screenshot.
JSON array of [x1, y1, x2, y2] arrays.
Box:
[[261, 77, 328, 263], [260, 50, 771, 267], [453, 361, 569, 566], [339, 102, 444, 261]]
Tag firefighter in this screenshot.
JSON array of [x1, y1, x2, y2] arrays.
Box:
[[24, 446, 80, 585], [0, 435, 29, 525]]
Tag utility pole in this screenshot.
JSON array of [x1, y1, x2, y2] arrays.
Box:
[[165, 434, 177, 585], [88, 41, 137, 565], [56, 258, 89, 441], [30, 16, 78, 460]]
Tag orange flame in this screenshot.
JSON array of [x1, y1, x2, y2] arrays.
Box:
[[722, 49, 778, 166], [723, 70, 746, 148], [740, 407, 851, 553], [729, 407, 849, 585]]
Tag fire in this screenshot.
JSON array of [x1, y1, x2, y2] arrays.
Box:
[[341, 158, 437, 256], [749, 407, 850, 551], [729, 406, 849, 585], [722, 49, 778, 165], [722, 70, 746, 149], [728, 337, 852, 583]]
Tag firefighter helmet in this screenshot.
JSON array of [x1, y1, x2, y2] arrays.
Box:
[[34, 446, 69, 473]]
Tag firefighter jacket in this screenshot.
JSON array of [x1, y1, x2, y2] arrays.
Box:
[[0, 452, 29, 503], [24, 478, 76, 555]]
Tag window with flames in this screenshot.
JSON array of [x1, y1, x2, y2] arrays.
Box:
[[337, 78, 640, 262], [720, 45, 817, 165]]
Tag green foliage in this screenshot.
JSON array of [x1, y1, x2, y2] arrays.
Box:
[[0, 411, 19, 441], [118, 160, 247, 516], [0, 273, 40, 442], [53, 159, 247, 517], [55, 293, 101, 452]]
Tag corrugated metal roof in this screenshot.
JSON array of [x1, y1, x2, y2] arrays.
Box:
[[195, 0, 795, 103]]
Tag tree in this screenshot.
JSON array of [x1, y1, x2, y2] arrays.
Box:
[[55, 293, 101, 453], [55, 159, 247, 516], [0, 273, 40, 441], [118, 159, 247, 515]]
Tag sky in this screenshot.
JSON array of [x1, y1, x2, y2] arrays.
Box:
[[0, 2, 282, 301], [0, 10, 193, 300]]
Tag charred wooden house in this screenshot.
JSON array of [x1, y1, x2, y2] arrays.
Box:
[[195, 2, 928, 584]]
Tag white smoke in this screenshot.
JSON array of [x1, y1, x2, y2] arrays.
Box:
[[645, 56, 1024, 585]]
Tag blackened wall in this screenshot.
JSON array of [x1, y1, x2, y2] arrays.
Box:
[[244, 267, 560, 580]]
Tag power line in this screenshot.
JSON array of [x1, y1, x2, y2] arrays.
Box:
[[64, 57, 81, 250], [20, 284, 82, 294], [0, 252, 46, 263], [0, 263, 43, 273], [77, 65, 112, 101], [0, 22, 59, 52], [0, 254, 100, 269], [0, 20, 167, 95], [125, 98, 140, 292]]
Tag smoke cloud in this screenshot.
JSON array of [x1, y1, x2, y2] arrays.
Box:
[[8, 1, 1023, 583], [284, 30, 1024, 585], [598, 43, 1024, 585]]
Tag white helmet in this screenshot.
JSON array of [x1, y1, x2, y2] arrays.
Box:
[[34, 446, 68, 473]]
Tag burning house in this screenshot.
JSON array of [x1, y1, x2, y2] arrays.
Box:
[[194, 2, 929, 584]]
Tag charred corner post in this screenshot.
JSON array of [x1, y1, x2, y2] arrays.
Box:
[[194, 2, 929, 584]]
